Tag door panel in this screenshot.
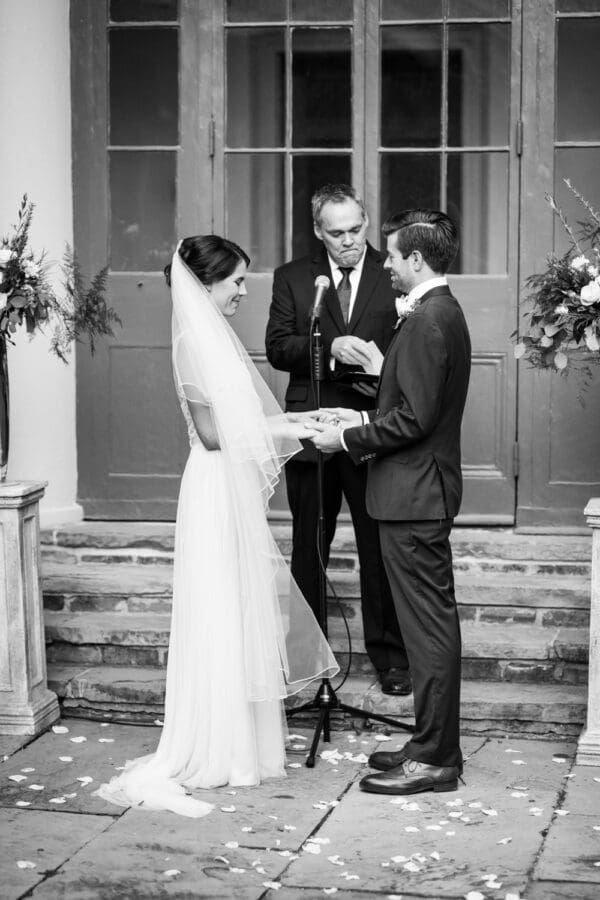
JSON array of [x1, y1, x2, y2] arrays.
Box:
[[73, 0, 213, 518], [518, 0, 600, 528]]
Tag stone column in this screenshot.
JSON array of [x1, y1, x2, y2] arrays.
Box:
[[0, 481, 60, 734], [577, 497, 600, 766]]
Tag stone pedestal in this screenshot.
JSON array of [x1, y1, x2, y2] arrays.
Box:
[[0, 481, 59, 734], [577, 497, 600, 766]]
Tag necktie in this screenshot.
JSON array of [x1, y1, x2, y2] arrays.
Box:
[[337, 267, 353, 326]]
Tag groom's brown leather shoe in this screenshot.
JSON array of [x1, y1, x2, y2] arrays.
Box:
[[368, 747, 464, 777], [368, 747, 408, 771], [359, 758, 459, 795]]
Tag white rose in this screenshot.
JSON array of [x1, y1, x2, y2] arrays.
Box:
[[587, 265, 599, 278], [554, 350, 568, 370], [584, 325, 600, 353], [555, 304, 569, 315], [514, 342, 526, 359], [571, 254, 589, 271], [0, 248, 11, 266], [580, 280, 600, 306], [540, 335, 554, 347]]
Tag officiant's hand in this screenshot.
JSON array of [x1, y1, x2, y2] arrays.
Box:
[[331, 335, 372, 367]]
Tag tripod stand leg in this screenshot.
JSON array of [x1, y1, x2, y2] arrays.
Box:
[[306, 706, 328, 768], [338, 702, 415, 733]]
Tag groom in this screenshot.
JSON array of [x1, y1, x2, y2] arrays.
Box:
[[310, 209, 471, 795]]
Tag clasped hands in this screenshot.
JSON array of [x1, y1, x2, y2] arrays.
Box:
[[286, 408, 362, 453]]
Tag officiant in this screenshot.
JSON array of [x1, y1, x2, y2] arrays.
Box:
[[265, 183, 410, 696]]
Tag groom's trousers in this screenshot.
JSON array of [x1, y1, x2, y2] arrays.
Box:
[[285, 453, 409, 675], [378, 517, 462, 769]]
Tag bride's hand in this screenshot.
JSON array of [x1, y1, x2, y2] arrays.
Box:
[[286, 421, 317, 439]]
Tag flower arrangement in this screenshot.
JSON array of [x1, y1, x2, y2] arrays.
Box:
[[513, 180, 600, 378], [0, 195, 120, 360]]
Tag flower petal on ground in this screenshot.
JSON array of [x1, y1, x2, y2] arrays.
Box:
[[70, 736, 87, 744], [163, 869, 181, 877], [9, 775, 27, 783], [76, 776, 93, 785], [28, 785, 44, 791], [52, 725, 69, 734], [58, 756, 73, 763], [16, 861, 37, 869], [20, 768, 35, 773], [220, 805, 235, 812], [15, 801, 31, 807]]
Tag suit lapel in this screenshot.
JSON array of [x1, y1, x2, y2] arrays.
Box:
[[311, 250, 345, 334], [348, 246, 384, 332]]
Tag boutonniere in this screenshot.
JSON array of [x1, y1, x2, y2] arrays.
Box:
[[394, 295, 419, 329]]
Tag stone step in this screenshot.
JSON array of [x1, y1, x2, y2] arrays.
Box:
[[42, 561, 591, 617], [44, 609, 590, 673], [41, 521, 592, 563], [42, 544, 592, 578], [46, 662, 588, 738]]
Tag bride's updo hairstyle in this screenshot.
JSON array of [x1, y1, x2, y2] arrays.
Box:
[[164, 235, 250, 287]]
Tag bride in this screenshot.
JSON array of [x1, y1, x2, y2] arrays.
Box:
[[96, 236, 338, 817]]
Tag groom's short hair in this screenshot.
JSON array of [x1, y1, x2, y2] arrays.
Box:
[[382, 209, 459, 274], [311, 184, 366, 227]]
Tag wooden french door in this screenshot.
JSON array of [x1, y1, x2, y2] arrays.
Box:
[[219, 1, 521, 524], [517, 0, 600, 528], [73, 0, 214, 518], [74, 0, 521, 522]]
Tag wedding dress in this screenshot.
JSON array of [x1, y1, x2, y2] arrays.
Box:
[[95, 247, 338, 817]]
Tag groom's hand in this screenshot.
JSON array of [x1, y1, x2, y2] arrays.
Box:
[[309, 422, 344, 454], [318, 407, 363, 427]]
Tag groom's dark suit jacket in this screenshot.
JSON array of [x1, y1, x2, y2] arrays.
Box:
[[266, 242, 397, 462], [343, 286, 472, 520]]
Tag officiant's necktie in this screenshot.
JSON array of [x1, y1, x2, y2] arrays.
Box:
[[337, 267, 353, 326]]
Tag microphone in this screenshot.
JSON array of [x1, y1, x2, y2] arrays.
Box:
[[310, 275, 331, 322]]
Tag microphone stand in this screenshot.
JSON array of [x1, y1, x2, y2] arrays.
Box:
[[287, 313, 414, 768]]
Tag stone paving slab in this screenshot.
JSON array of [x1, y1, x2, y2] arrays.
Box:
[[0, 718, 159, 814], [1, 808, 113, 900], [279, 737, 573, 899]]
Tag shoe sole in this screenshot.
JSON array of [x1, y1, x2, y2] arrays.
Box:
[[360, 779, 458, 795]]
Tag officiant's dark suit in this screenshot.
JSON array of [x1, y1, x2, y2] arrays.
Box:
[[265, 185, 408, 686], [343, 211, 471, 778]]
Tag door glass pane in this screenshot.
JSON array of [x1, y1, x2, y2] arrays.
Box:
[[380, 153, 440, 224], [447, 152, 508, 273], [557, 19, 600, 142], [226, 154, 284, 270], [557, 0, 600, 11], [227, 29, 284, 147], [292, 155, 352, 257], [554, 148, 600, 255], [381, 0, 443, 19], [449, 0, 510, 16], [110, 151, 176, 271], [227, 0, 285, 21], [292, 29, 351, 148], [110, 28, 178, 145], [292, 0, 353, 20], [381, 26, 442, 147], [110, 0, 177, 21], [448, 24, 510, 146]]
